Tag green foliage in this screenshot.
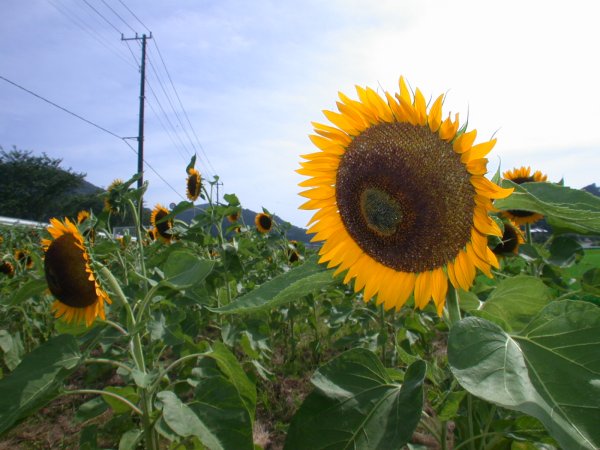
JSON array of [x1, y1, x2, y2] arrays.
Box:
[[285, 349, 426, 450], [0, 334, 81, 434], [0, 146, 91, 221], [495, 181, 600, 235], [448, 301, 600, 449]]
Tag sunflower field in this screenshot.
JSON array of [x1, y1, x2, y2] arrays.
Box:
[[1, 79, 600, 450]]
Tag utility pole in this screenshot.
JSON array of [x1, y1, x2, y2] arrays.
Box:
[[122, 32, 152, 200]]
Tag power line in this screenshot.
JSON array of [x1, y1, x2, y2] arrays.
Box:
[[1, 75, 124, 140], [49, 0, 137, 69], [151, 39, 218, 176], [81, 0, 122, 34], [99, 0, 137, 34], [117, 0, 152, 33], [0, 74, 185, 202]]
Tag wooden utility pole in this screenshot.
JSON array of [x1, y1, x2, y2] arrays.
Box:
[[122, 32, 152, 195]]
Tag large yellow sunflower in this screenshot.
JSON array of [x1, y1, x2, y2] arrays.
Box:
[[42, 218, 111, 327], [299, 77, 513, 314], [186, 168, 202, 201], [151, 204, 173, 242], [502, 166, 548, 225]]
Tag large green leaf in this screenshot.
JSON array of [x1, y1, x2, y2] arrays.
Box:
[[495, 181, 600, 235], [448, 301, 600, 449], [204, 342, 256, 421], [480, 275, 552, 332], [0, 334, 81, 435], [208, 257, 335, 314], [284, 348, 426, 450], [161, 250, 214, 289]]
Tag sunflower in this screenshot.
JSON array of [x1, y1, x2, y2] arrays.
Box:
[[501, 166, 548, 225], [151, 204, 173, 242], [255, 213, 273, 233], [77, 210, 91, 224], [14, 249, 34, 269], [227, 211, 240, 223], [492, 219, 525, 256], [0, 261, 14, 277], [104, 178, 125, 213], [186, 168, 202, 201], [299, 77, 513, 314], [42, 218, 111, 327]]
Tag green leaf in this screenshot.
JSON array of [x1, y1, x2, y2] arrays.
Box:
[[119, 429, 143, 450], [480, 275, 552, 332], [102, 386, 139, 415], [547, 236, 583, 268], [8, 278, 47, 306], [157, 391, 213, 442], [161, 250, 214, 289], [284, 349, 426, 450], [0, 330, 24, 371], [158, 378, 254, 450], [205, 342, 257, 421], [582, 268, 600, 296], [0, 334, 81, 434], [448, 301, 600, 450], [209, 257, 335, 314], [191, 375, 254, 450], [76, 397, 108, 423], [495, 181, 600, 235]]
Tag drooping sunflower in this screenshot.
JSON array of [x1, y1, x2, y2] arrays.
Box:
[[0, 261, 14, 277], [42, 218, 111, 327], [151, 204, 173, 242], [14, 249, 34, 269], [227, 211, 240, 223], [501, 166, 548, 225], [104, 179, 124, 213], [77, 210, 91, 224], [492, 219, 525, 256], [299, 77, 513, 314], [186, 168, 202, 202], [255, 213, 273, 233]]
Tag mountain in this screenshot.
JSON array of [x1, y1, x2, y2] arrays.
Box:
[[176, 204, 310, 243]]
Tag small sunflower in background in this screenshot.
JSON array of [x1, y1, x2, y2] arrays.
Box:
[[255, 213, 273, 234], [77, 210, 91, 224], [104, 179, 124, 213], [299, 77, 512, 314], [151, 204, 174, 242], [42, 218, 111, 327], [186, 168, 202, 202], [492, 219, 525, 256], [501, 166, 548, 225], [0, 260, 14, 277], [227, 211, 240, 223], [287, 240, 301, 263], [14, 249, 34, 269]]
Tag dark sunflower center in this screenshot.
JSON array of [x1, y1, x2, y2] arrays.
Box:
[[44, 234, 98, 308], [510, 176, 535, 184], [259, 215, 272, 230], [155, 211, 172, 238], [507, 176, 537, 217], [493, 224, 519, 255], [188, 175, 200, 196], [336, 122, 475, 273]]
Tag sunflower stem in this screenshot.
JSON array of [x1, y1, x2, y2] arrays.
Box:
[[98, 266, 136, 330], [446, 284, 462, 327], [128, 198, 148, 293], [467, 393, 476, 450], [84, 357, 134, 373], [61, 389, 143, 415], [379, 304, 387, 364], [525, 223, 532, 244]]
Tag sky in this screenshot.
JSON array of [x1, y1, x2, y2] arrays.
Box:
[[1, 0, 599, 227]]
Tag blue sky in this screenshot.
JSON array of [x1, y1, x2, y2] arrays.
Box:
[[1, 0, 599, 227]]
